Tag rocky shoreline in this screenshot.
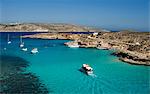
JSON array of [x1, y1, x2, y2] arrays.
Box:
[[23, 31, 150, 66]]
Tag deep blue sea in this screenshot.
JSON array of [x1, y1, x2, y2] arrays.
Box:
[[0, 32, 149, 94]]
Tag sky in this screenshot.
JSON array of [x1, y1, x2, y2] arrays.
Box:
[[0, 0, 149, 31]]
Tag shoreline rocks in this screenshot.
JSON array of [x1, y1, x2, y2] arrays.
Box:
[[111, 51, 150, 66], [23, 32, 150, 66]]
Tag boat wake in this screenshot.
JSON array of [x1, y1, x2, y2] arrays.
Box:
[[89, 73, 97, 78]]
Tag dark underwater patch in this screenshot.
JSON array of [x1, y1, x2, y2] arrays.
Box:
[[0, 55, 50, 94]]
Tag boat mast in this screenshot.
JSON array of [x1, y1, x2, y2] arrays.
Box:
[[20, 36, 22, 43], [8, 34, 9, 41]]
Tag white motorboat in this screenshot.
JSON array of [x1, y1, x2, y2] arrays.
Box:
[[80, 64, 93, 75], [68, 43, 79, 48], [7, 34, 11, 44], [22, 48, 27, 51], [31, 48, 38, 54]]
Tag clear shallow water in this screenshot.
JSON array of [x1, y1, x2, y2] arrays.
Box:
[[0, 32, 150, 94]]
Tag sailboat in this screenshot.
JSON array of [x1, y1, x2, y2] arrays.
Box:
[[19, 35, 28, 51], [19, 36, 24, 47], [7, 34, 11, 44]]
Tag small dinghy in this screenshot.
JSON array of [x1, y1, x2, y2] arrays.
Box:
[[31, 48, 38, 54], [22, 48, 27, 51], [79, 64, 93, 75]]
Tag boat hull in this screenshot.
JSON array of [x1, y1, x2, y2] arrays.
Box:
[[22, 48, 27, 51], [79, 68, 93, 75]]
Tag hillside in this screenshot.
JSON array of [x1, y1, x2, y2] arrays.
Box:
[[0, 23, 108, 32]]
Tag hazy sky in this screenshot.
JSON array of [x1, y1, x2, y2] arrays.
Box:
[[0, 0, 149, 31]]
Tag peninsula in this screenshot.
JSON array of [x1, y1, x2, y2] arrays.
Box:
[[23, 31, 150, 66]]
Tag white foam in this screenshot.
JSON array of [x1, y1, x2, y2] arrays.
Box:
[[89, 74, 97, 78]]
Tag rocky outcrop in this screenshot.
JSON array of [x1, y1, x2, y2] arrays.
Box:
[[112, 51, 150, 66], [23, 31, 150, 66]]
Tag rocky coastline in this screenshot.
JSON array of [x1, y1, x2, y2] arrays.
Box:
[[23, 31, 150, 66]]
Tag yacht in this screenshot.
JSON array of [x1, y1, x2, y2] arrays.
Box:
[[20, 43, 24, 48], [68, 43, 79, 48], [19, 36, 24, 47], [7, 34, 11, 44], [80, 64, 93, 75], [31, 48, 38, 54]]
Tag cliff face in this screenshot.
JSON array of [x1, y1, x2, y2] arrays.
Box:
[[0, 23, 106, 32]]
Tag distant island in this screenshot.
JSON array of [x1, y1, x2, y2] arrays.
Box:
[[0, 23, 110, 32]]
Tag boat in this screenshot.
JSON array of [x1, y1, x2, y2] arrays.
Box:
[[79, 64, 93, 75], [68, 43, 79, 48], [31, 48, 38, 54], [22, 48, 27, 51], [68, 44, 79, 48], [7, 34, 11, 44], [92, 32, 98, 36], [20, 43, 24, 48], [19, 36, 24, 47], [96, 46, 108, 50]]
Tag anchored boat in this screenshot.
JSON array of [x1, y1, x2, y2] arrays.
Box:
[[31, 48, 38, 54], [68, 42, 79, 48], [19, 36, 24, 47], [22, 48, 28, 51], [68, 44, 79, 48], [7, 34, 11, 44]]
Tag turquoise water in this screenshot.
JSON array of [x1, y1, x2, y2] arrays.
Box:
[[0, 32, 150, 94]]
